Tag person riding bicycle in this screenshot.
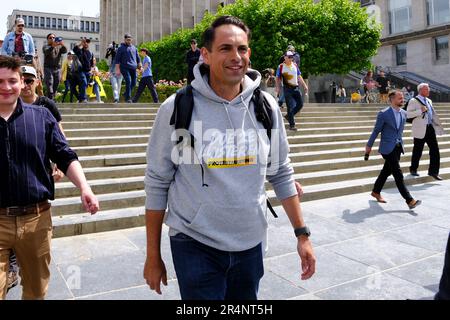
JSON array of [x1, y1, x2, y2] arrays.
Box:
[[1, 18, 35, 58]]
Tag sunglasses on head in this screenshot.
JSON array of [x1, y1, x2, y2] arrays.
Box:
[[24, 78, 35, 85]]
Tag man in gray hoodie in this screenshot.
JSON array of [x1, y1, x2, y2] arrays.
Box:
[[143, 16, 315, 300]]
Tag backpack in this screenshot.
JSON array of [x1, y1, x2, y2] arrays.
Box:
[[403, 96, 427, 123], [169, 84, 279, 218]]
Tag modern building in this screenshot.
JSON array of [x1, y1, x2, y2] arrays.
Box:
[[5, 10, 101, 62], [99, 0, 236, 58], [365, 0, 450, 87]]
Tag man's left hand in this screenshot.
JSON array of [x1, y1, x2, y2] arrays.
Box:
[[297, 237, 316, 280]]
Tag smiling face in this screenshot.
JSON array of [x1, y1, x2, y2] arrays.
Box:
[[201, 24, 251, 94], [0, 67, 23, 109]]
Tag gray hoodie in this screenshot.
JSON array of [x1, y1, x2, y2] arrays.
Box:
[[145, 63, 297, 252]]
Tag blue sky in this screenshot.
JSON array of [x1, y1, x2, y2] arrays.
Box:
[[0, 1, 100, 36]]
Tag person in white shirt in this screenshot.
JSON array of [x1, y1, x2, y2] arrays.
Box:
[[407, 83, 444, 180]]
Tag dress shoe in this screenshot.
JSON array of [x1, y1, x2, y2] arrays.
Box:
[[409, 170, 419, 177], [429, 174, 443, 181], [371, 191, 387, 203], [407, 199, 422, 209]]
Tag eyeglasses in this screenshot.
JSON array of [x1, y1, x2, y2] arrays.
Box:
[[24, 78, 35, 85], [17, 25, 24, 27]]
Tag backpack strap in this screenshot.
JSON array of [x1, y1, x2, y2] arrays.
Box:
[[252, 87, 273, 141], [251, 88, 278, 218], [170, 85, 195, 149]]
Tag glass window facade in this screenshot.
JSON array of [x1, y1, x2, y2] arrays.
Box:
[[389, 0, 412, 34], [427, 0, 450, 25], [435, 36, 449, 63], [396, 43, 407, 65]]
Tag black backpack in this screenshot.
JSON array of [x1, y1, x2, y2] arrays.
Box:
[[169, 83, 279, 218], [403, 96, 427, 123]]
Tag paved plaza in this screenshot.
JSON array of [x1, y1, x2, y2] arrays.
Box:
[[7, 180, 449, 300]]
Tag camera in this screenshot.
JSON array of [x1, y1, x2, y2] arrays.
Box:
[[55, 36, 63, 42]]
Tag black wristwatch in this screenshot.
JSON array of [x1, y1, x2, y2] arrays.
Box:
[[294, 226, 311, 238]]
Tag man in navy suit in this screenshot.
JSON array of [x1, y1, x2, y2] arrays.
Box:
[[365, 90, 421, 209]]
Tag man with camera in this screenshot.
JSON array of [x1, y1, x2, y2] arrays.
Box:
[[1, 18, 35, 58], [43, 34, 67, 100]]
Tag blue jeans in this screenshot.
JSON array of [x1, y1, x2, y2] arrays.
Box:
[[170, 233, 264, 300], [284, 87, 303, 127], [120, 67, 137, 101], [78, 72, 89, 101]]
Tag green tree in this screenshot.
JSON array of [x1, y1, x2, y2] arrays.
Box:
[[142, 0, 381, 81]]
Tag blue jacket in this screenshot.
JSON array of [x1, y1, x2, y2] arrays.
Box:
[[115, 43, 141, 70], [367, 107, 406, 155], [1, 31, 35, 56]]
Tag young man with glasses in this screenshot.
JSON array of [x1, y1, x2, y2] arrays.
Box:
[[1, 18, 35, 57]]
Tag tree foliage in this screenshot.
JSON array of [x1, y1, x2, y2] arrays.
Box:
[[141, 0, 381, 81]]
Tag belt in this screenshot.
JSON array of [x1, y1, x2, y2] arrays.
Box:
[[284, 85, 299, 89], [0, 201, 51, 217]]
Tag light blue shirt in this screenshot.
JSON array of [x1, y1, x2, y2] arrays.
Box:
[[142, 55, 153, 77], [391, 107, 402, 143]]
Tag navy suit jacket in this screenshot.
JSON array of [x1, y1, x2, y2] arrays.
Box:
[[367, 107, 406, 155]]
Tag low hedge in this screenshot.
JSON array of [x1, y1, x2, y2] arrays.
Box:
[[55, 81, 182, 104]]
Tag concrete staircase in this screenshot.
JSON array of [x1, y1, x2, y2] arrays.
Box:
[[52, 102, 450, 237]]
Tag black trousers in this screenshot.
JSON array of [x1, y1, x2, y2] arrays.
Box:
[[373, 145, 413, 202], [435, 232, 450, 300], [132, 76, 159, 103], [410, 125, 440, 175]]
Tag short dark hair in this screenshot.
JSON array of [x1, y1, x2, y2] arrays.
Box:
[[202, 15, 251, 51], [388, 89, 402, 101], [0, 55, 22, 75], [139, 48, 149, 54]]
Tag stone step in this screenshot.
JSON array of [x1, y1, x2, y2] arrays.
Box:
[[65, 127, 151, 138], [61, 118, 450, 130], [51, 166, 450, 238], [49, 102, 450, 237], [74, 144, 450, 169], [51, 190, 146, 216], [58, 155, 450, 198]]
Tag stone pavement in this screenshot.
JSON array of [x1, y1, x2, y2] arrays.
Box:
[[7, 180, 450, 300]]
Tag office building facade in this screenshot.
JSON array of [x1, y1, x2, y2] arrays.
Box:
[[99, 0, 235, 58], [6, 10, 101, 62]]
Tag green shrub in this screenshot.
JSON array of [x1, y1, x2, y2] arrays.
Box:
[[141, 0, 381, 81]]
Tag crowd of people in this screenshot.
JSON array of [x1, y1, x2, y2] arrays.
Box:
[[0, 18, 160, 104], [0, 15, 448, 301]]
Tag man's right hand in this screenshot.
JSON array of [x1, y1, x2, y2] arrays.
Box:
[[421, 106, 428, 113], [144, 256, 168, 295]]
